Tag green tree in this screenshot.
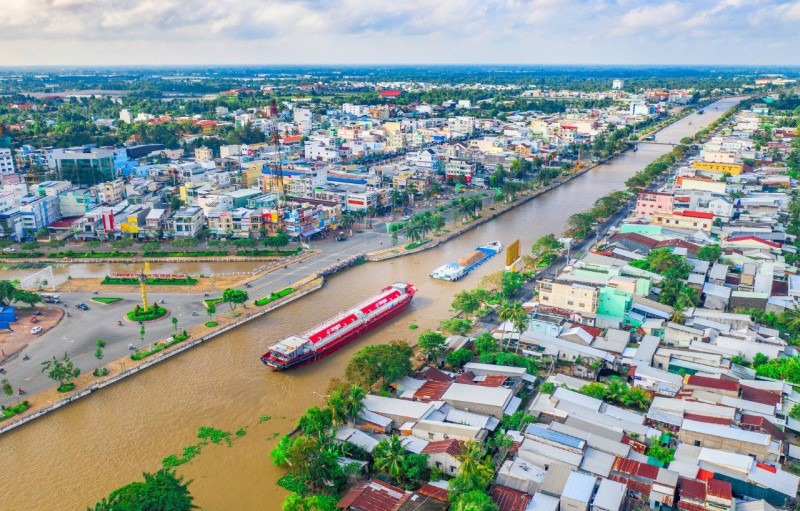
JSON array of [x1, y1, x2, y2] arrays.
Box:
[[440, 318, 472, 336], [222, 288, 249, 310], [531, 234, 563, 265], [418, 330, 448, 362], [474, 333, 499, 355], [540, 382, 556, 394], [13, 290, 42, 309], [500, 271, 524, 298], [373, 435, 407, 481], [452, 290, 481, 317], [753, 352, 769, 368], [1, 378, 13, 398], [344, 385, 366, 426], [41, 352, 80, 390], [452, 490, 498, 511], [344, 340, 413, 391], [0, 280, 17, 306], [172, 316, 179, 334], [646, 444, 676, 464], [89, 469, 196, 511], [695, 244, 723, 262], [447, 348, 474, 370], [298, 406, 333, 439], [206, 302, 216, 318]]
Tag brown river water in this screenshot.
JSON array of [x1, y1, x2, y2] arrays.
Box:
[[0, 99, 741, 511]]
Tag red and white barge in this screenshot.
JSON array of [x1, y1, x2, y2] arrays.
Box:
[[261, 282, 416, 370]]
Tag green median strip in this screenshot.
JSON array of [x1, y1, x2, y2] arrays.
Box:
[[254, 287, 295, 306], [91, 297, 123, 304]]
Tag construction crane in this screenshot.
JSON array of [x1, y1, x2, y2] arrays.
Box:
[[138, 262, 151, 312]]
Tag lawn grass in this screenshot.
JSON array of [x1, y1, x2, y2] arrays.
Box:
[[102, 276, 198, 286], [127, 304, 168, 322], [91, 297, 123, 304], [203, 298, 224, 308], [131, 331, 190, 361], [254, 287, 295, 306]]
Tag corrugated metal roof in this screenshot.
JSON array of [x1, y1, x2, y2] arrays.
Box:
[[526, 492, 559, 511], [580, 447, 615, 477], [697, 447, 753, 474], [593, 478, 626, 511], [553, 387, 603, 412], [525, 424, 585, 450], [445, 408, 497, 430], [561, 471, 596, 502], [748, 464, 800, 497], [683, 420, 770, 446]]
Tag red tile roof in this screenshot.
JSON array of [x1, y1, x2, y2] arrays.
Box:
[[337, 480, 410, 511], [476, 375, 508, 388], [489, 484, 531, 511], [282, 135, 302, 144], [422, 439, 462, 457], [677, 210, 714, 219], [685, 375, 739, 392], [609, 232, 660, 249], [572, 323, 603, 338], [741, 385, 782, 406], [727, 236, 781, 249], [683, 413, 731, 426], [654, 239, 701, 253], [612, 457, 660, 480], [418, 483, 449, 502], [679, 478, 706, 501], [417, 367, 452, 382], [380, 90, 402, 98], [413, 380, 451, 402], [707, 479, 732, 501]]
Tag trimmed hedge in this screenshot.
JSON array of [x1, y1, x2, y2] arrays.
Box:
[[102, 276, 198, 286], [235, 248, 302, 257], [255, 287, 295, 306], [0, 251, 44, 259], [143, 250, 229, 258], [91, 297, 123, 304], [131, 331, 190, 361], [127, 305, 169, 322], [49, 251, 136, 259], [0, 401, 31, 421]]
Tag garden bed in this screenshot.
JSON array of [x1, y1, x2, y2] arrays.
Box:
[[205, 321, 219, 328], [0, 401, 31, 422], [143, 250, 229, 258], [235, 248, 301, 257], [404, 239, 431, 250], [254, 287, 295, 306], [57, 383, 76, 393], [203, 298, 224, 308], [102, 276, 198, 286], [49, 251, 136, 259], [0, 251, 44, 259], [131, 331, 190, 361], [126, 304, 169, 322], [91, 297, 123, 304]]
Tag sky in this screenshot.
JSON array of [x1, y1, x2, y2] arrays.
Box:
[[1, 0, 800, 66]]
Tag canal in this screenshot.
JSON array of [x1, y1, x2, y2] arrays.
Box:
[[0, 98, 743, 511]]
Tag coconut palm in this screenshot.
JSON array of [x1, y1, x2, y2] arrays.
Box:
[[373, 435, 407, 481], [507, 301, 530, 354], [404, 221, 424, 243], [326, 390, 348, 426], [496, 299, 514, 350], [345, 385, 366, 426], [456, 440, 494, 484], [670, 304, 687, 325], [782, 304, 800, 331]]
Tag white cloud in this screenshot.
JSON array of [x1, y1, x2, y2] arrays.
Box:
[[0, 0, 798, 65]]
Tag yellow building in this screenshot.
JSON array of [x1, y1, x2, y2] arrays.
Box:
[[119, 214, 141, 234], [691, 161, 743, 175]]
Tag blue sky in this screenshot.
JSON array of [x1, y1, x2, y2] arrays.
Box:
[[1, 0, 799, 66]]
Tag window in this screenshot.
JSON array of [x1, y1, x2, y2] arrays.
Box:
[[428, 433, 434, 440], [435, 461, 442, 469], [694, 440, 701, 447], [450, 466, 457, 473]]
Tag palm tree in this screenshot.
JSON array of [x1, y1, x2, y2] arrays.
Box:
[[782, 304, 800, 331], [416, 215, 433, 238], [326, 390, 348, 426], [339, 213, 355, 231], [508, 301, 530, 354], [670, 304, 687, 325], [404, 221, 424, 243], [497, 299, 514, 350], [373, 435, 407, 482], [456, 440, 493, 484], [345, 385, 366, 426]]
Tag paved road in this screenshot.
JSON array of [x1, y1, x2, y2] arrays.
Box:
[[0, 229, 393, 404]]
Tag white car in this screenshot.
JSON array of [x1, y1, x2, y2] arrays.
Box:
[[30, 326, 43, 334], [2, 247, 16, 252]]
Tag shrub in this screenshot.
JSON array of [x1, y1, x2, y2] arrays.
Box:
[[205, 321, 218, 328], [254, 287, 295, 306], [91, 297, 123, 304], [126, 304, 168, 322], [57, 383, 76, 393]]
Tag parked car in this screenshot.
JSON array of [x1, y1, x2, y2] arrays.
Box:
[[30, 326, 43, 334], [76, 303, 89, 311], [2, 247, 16, 252], [31, 310, 43, 316]]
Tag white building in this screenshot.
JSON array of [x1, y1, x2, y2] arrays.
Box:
[[0, 148, 16, 175], [119, 109, 133, 124], [448, 116, 476, 136], [612, 79, 624, 90]]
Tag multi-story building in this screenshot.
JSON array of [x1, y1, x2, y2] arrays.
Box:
[[444, 161, 475, 183], [100, 179, 126, 204], [634, 191, 674, 218], [172, 206, 205, 237], [19, 195, 61, 231], [52, 148, 116, 186], [651, 210, 714, 232], [448, 116, 476, 136], [0, 148, 15, 175], [59, 189, 98, 217], [536, 280, 599, 314]]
